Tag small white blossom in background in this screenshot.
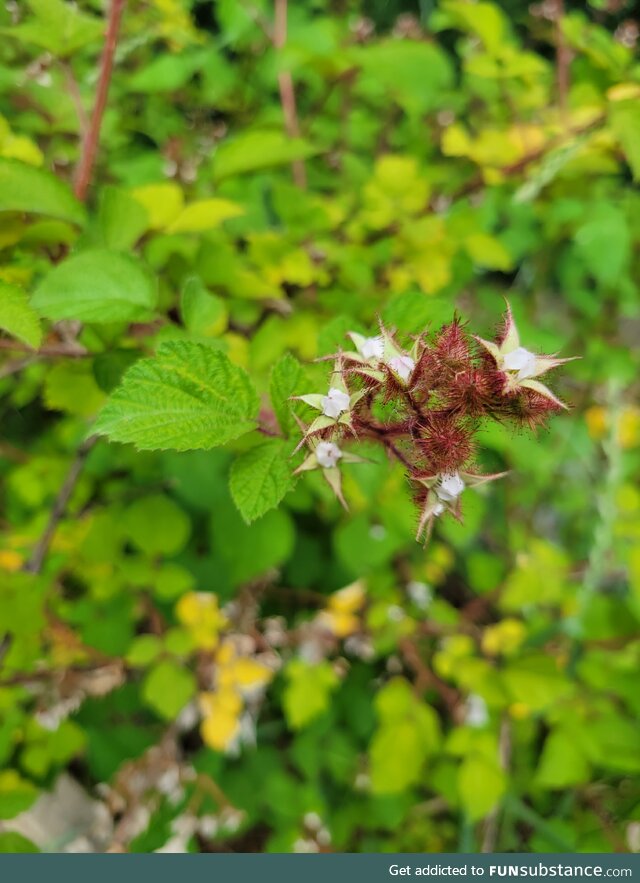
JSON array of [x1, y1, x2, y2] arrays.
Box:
[[465, 694, 489, 728], [407, 581, 433, 609], [321, 387, 350, 418], [315, 440, 343, 468], [386, 605, 405, 623], [293, 837, 320, 853]]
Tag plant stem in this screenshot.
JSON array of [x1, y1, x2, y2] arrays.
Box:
[[74, 0, 127, 201], [24, 435, 97, 574], [273, 0, 306, 188]]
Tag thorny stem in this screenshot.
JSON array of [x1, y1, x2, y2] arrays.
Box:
[[74, 0, 127, 201], [273, 0, 306, 189]]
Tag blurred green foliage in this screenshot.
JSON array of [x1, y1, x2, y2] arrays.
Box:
[[0, 0, 639, 855]]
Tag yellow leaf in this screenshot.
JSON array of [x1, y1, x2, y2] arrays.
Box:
[[464, 233, 513, 271], [329, 580, 366, 614], [199, 689, 242, 751], [167, 199, 244, 233], [618, 407, 640, 449], [224, 658, 273, 692], [176, 592, 227, 650], [585, 405, 608, 440], [131, 182, 184, 229]]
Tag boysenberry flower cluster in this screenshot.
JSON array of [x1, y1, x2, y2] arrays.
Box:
[[294, 304, 576, 543]]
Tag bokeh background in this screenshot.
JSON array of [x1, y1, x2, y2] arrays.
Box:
[[0, 0, 639, 854]]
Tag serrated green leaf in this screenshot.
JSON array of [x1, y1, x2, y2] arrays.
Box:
[[0, 281, 42, 348], [31, 249, 157, 323], [230, 439, 292, 523], [94, 340, 259, 451], [0, 159, 85, 224], [269, 352, 304, 436]]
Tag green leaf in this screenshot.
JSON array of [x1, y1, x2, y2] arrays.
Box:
[[94, 341, 259, 451], [180, 277, 228, 337], [0, 159, 85, 224], [96, 186, 149, 251], [283, 660, 339, 730], [43, 360, 105, 417], [0, 832, 39, 853], [142, 660, 196, 720], [31, 249, 157, 323], [457, 755, 506, 821], [609, 98, 640, 182], [1, 0, 103, 57], [212, 129, 319, 182], [535, 729, 591, 788], [369, 678, 442, 794], [122, 494, 191, 556], [269, 352, 304, 437], [0, 770, 38, 820], [0, 281, 42, 348], [167, 198, 244, 233], [230, 439, 292, 524]]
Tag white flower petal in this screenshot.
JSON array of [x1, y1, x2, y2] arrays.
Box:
[[502, 346, 537, 380], [435, 471, 465, 502], [360, 335, 385, 359], [321, 387, 350, 418], [316, 441, 343, 469], [388, 354, 415, 382]]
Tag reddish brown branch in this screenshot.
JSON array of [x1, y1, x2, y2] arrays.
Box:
[[74, 0, 127, 201], [273, 0, 306, 188]]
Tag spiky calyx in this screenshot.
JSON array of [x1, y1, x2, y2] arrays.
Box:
[[293, 305, 576, 543]]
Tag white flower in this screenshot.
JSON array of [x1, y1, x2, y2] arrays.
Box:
[[315, 441, 343, 469], [501, 346, 538, 380], [388, 354, 415, 382], [432, 502, 445, 517], [435, 471, 465, 502], [359, 335, 385, 359], [465, 694, 489, 728], [321, 387, 351, 419]]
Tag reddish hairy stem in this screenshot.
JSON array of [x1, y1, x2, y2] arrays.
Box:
[[74, 0, 127, 201]]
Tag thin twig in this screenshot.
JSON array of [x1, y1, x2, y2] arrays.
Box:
[[62, 61, 89, 137], [0, 338, 87, 357], [24, 435, 98, 574], [74, 0, 127, 201], [481, 717, 511, 852], [273, 0, 306, 189], [554, 0, 570, 124]]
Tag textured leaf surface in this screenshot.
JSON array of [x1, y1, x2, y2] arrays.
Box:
[[31, 249, 157, 323], [230, 439, 292, 523], [94, 341, 259, 451], [0, 159, 85, 224], [0, 281, 42, 348]]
